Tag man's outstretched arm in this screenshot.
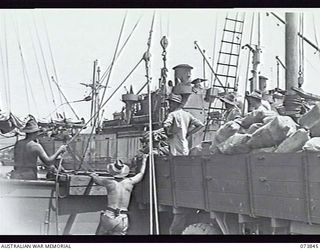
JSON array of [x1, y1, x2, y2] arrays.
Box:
[[130, 154, 148, 184], [89, 173, 114, 187], [35, 144, 67, 166]]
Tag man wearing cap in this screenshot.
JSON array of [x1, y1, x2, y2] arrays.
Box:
[[271, 91, 285, 114], [163, 93, 204, 156], [89, 155, 148, 235], [12, 118, 67, 180], [246, 90, 271, 112], [163, 93, 204, 234], [220, 93, 242, 123]]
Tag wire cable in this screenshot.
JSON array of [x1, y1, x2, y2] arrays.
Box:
[[0, 17, 9, 111], [99, 12, 127, 107], [13, 15, 39, 116], [100, 15, 142, 85], [32, 14, 57, 109], [3, 15, 11, 111], [28, 22, 50, 110], [41, 13, 64, 113]]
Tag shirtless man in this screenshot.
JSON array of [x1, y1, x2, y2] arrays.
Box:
[[12, 118, 67, 180], [89, 154, 148, 235]]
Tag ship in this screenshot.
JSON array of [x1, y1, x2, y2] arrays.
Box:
[[1, 10, 320, 235]]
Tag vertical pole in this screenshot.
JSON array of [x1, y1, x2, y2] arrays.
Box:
[[96, 65, 101, 130], [90, 60, 97, 126], [92, 60, 98, 128], [285, 13, 299, 95], [276, 61, 280, 89], [252, 12, 261, 91], [89, 60, 97, 162], [203, 49, 206, 87]]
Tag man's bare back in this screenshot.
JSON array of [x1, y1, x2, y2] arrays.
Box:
[[90, 155, 147, 211], [13, 136, 67, 180], [89, 154, 148, 235], [14, 139, 39, 168], [102, 178, 135, 211]]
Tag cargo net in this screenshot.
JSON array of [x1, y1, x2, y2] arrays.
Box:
[[139, 128, 169, 156]]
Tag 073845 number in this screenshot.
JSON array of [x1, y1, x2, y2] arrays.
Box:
[[300, 244, 318, 248]]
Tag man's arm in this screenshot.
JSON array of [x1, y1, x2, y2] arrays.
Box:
[[130, 154, 148, 184], [34, 144, 67, 166], [187, 115, 204, 138], [163, 113, 174, 135], [89, 173, 114, 187]]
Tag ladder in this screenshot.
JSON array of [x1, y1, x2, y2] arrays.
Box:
[[214, 13, 245, 91], [204, 12, 245, 139]]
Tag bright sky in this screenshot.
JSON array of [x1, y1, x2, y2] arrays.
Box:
[[1, 9, 320, 121]]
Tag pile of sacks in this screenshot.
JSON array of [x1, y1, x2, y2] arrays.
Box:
[[191, 103, 320, 155], [140, 128, 169, 156]]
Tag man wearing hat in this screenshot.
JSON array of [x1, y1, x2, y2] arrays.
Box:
[[163, 93, 204, 156], [12, 118, 67, 180], [163, 93, 204, 234], [89, 154, 148, 235], [246, 89, 271, 112], [271, 91, 285, 114], [219, 93, 242, 123]]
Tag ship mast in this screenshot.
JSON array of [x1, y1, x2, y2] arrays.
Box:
[[284, 13, 302, 120], [285, 13, 300, 94]]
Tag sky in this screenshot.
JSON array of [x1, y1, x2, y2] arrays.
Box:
[[1, 9, 320, 122]]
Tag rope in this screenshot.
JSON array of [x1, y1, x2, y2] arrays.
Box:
[[3, 15, 11, 111], [28, 22, 50, 110], [159, 13, 163, 39], [32, 14, 57, 109], [210, 14, 218, 86], [242, 12, 255, 116], [51, 77, 80, 120], [77, 125, 96, 170], [312, 14, 320, 61], [167, 12, 170, 38], [13, 15, 39, 116], [194, 42, 226, 91], [54, 157, 63, 235], [13, 18, 31, 114], [100, 15, 142, 85], [0, 144, 15, 151], [66, 58, 143, 146], [144, 11, 159, 235], [99, 12, 127, 108], [298, 13, 304, 88], [0, 17, 9, 111], [41, 13, 64, 113]]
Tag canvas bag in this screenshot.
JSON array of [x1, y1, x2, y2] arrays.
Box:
[[247, 116, 297, 149], [275, 128, 310, 153], [217, 133, 252, 154]]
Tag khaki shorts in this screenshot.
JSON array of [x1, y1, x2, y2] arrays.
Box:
[[96, 210, 129, 235]]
